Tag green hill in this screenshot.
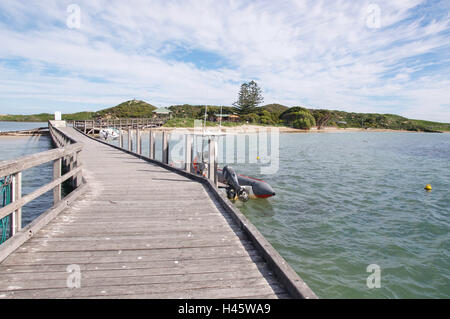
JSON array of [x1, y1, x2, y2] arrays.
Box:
[[95, 100, 156, 119], [261, 104, 289, 114], [311, 109, 450, 132], [1, 100, 449, 132]]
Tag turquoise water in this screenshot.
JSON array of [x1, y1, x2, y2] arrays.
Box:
[[114, 130, 449, 298], [0, 122, 54, 227], [231, 132, 450, 299]]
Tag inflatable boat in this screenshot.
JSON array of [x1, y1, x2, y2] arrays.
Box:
[[217, 166, 276, 201]]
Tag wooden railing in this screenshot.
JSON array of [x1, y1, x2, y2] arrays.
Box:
[[68, 118, 166, 135], [73, 125, 219, 186], [0, 122, 83, 253]]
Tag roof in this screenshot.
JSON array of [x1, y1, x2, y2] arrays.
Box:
[[214, 114, 239, 118], [153, 107, 172, 114]]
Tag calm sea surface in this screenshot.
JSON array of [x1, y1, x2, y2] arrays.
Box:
[[0, 122, 53, 227], [230, 132, 450, 299], [2, 122, 449, 298]]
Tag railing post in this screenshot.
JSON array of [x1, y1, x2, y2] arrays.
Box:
[[119, 129, 123, 148], [185, 134, 192, 172], [84, 121, 87, 134], [10, 172, 22, 235], [136, 128, 141, 155], [208, 138, 218, 186], [53, 158, 62, 204], [127, 128, 132, 151], [74, 150, 82, 188], [162, 131, 169, 164], [149, 130, 155, 159]]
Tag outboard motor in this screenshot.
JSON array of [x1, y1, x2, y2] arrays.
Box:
[[222, 166, 249, 202]]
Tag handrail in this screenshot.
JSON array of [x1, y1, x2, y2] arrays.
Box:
[[0, 121, 84, 241], [68, 118, 166, 135], [0, 144, 82, 177]]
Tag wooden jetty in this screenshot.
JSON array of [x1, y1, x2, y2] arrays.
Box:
[[0, 127, 48, 136], [0, 120, 317, 299], [68, 118, 165, 136]]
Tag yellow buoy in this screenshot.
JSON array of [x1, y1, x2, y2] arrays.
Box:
[[424, 184, 432, 191]]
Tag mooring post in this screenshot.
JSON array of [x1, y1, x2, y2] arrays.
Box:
[[127, 128, 132, 151], [53, 158, 62, 205], [185, 134, 192, 172], [10, 172, 22, 236], [136, 128, 141, 154], [149, 130, 155, 159], [162, 131, 169, 164], [208, 138, 218, 186]]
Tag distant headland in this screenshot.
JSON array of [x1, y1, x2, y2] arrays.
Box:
[[1, 99, 449, 133]]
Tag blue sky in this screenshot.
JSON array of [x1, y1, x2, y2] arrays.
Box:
[[0, 0, 449, 122]]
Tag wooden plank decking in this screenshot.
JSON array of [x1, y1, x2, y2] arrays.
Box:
[[0, 127, 293, 299]]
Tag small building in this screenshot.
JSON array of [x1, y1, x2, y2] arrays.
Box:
[[337, 121, 347, 125], [214, 114, 240, 122], [153, 107, 172, 119]]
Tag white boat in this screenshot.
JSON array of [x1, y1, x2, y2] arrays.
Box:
[[99, 127, 120, 140]]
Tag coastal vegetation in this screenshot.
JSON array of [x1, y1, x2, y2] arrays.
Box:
[[1, 100, 449, 132]]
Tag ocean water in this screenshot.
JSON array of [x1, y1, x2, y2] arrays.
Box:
[[230, 132, 450, 299], [0, 121, 48, 132], [115, 130, 449, 298], [0, 122, 54, 227]]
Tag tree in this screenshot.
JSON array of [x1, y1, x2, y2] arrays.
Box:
[[279, 107, 316, 129], [233, 81, 264, 115], [292, 111, 316, 130], [313, 110, 331, 129]]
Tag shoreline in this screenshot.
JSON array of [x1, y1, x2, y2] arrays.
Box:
[[148, 125, 449, 134]]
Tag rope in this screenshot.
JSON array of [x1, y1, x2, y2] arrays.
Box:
[[0, 176, 12, 244]]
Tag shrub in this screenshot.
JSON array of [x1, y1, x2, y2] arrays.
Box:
[[241, 113, 260, 123], [291, 111, 316, 130]]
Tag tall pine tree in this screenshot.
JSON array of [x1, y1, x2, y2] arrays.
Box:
[[233, 81, 264, 114]]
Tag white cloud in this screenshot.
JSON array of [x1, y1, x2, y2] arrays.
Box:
[[0, 0, 449, 121]]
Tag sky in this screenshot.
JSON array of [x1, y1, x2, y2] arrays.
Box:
[[0, 0, 449, 122]]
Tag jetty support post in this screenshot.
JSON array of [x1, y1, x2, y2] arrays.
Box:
[[10, 172, 22, 236], [208, 137, 218, 186], [136, 128, 141, 155], [185, 134, 192, 173], [149, 130, 155, 160], [162, 131, 169, 164], [127, 128, 132, 151]]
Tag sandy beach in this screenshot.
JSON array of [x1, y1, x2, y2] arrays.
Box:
[[145, 125, 440, 134]]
